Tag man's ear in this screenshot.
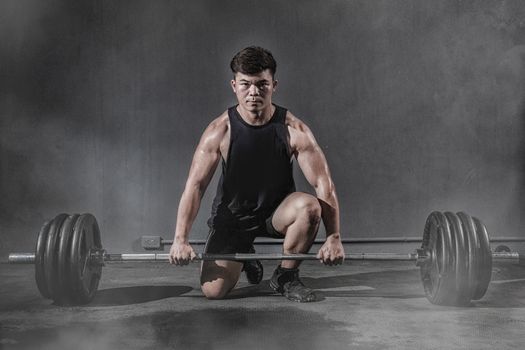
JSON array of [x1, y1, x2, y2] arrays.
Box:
[[272, 80, 278, 91], [230, 79, 237, 93]]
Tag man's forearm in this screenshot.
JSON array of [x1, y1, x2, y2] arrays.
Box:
[[174, 185, 203, 242], [319, 199, 340, 238], [316, 185, 341, 239]]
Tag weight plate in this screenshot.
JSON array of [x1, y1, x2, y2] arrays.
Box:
[[35, 220, 52, 299], [420, 213, 435, 302], [420, 212, 439, 304], [472, 216, 492, 300], [44, 214, 68, 302], [70, 214, 103, 304], [56, 214, 80, 304], [420, 212, 455, 305], [435, 212, 456, 305], [457, 212, 479, 302], [444, 212, 469, 306]]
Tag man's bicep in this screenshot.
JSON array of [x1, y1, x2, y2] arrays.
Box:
[[185, 129, 222, 193], [188, 148, 220, 186], [296, 143, 332, 190], [289, 116, 335, 193]]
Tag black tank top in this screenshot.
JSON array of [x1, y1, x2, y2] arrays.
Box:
[[208, 104, 296, 231]]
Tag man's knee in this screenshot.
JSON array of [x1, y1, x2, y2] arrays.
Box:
[[293, 193, 322, 226], [201, 283, 230, 300], [200, 261, 242, 300]]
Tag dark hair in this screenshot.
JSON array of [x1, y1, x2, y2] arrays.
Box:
[[230, 46, 277, 78]]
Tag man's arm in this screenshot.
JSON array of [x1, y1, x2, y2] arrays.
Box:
[[289, 114, 345, 264], [169, 116, 227, 265]]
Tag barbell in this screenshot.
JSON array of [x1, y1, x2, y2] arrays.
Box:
[[7, 211, 523, 306], [139, 234, 525, 249]]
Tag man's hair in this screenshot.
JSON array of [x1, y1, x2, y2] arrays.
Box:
[[230, 46, 277, 78]]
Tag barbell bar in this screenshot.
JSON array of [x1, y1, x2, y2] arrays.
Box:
[[9, 251, 521, 263], [7, 211, 524, 306], [9, 251, 423, 263], [140, 235, 525, 250]]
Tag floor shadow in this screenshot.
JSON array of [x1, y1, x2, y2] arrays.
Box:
[[222, 269, 422, 301], [0, 307, 353, 350], [78, 265, 524, 308], [149, 307, 351, 350], [87, 285, 193, 307], [225, 267, 525, 308]]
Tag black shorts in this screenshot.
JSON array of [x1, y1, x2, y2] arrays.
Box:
[[204, 215, 284, 254]]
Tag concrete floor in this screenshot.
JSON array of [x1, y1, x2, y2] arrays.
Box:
[[1, 248, 524, 350]]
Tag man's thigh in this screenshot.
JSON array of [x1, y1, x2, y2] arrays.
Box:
[[270, 192, 320, 234]]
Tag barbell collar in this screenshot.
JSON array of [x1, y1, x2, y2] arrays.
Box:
[[492, 252, 521, 260], [8, 253, 35, 264]]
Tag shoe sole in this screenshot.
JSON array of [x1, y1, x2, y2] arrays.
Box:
[[270, 280, 316, 303]]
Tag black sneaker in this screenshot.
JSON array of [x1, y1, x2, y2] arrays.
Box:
[[242, 246, 263, 284], [269, 265, 317, 303]]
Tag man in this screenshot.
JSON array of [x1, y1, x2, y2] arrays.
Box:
[[169, 46, 344, 302]]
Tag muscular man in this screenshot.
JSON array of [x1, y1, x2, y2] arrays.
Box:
[[169, 46, 345, 302]]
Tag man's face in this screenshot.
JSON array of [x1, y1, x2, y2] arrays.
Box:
[[231, 70, 277, 114]]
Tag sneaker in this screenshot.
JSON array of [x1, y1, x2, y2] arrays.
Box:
[[269, 265, 317, 302], [242, 246, 263, 284]]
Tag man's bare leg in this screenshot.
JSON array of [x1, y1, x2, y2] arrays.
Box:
[[200, 260, 243, 299], [267, 192, 321, 302], [271, 192, 322, 268], [200, 192, 320, 300]]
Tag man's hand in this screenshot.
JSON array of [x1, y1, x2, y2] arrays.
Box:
[[316, 234, 345, 266], [169, 241, 197, 266]]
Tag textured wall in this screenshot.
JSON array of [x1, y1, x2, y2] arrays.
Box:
[[1, 0, 524, 254]]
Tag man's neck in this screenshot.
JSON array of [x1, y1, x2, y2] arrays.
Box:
[[237, 104, 275, 126]]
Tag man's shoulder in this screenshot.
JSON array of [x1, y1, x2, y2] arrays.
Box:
[[284, 110, 319, 152], [207, 111, 230, 131], [199, 111, 230, 145], [211, 110, 229, 125], [284, 110, 309, 133]]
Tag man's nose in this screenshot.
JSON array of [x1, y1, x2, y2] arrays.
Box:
[[248, 83, 260, 95]]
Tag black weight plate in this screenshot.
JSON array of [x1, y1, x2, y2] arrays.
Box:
[[434, 212, 455, 305], [420, 212, 454, 305], [444, 212, 470, 306], [56, 214, 80, 304], [44, 214, 68, 302], [70, 214, 103, 304], [420, 212, 436, 302], [472, 216, 492, 300], [420, 212, 441, 304], [457, 212, 479, 301], [35, 220, 52, 299]]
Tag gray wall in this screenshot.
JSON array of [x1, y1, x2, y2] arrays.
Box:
[[1, 0, 524, 255]]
